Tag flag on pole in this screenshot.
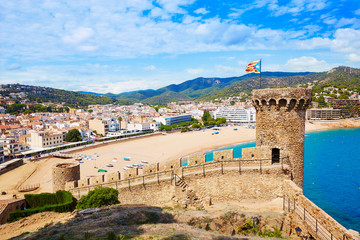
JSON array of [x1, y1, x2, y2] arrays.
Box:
[[245, 60, 261, 73]]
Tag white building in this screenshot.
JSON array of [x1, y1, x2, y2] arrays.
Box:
[[150, 122, 161, 131], [213, 107, 256, 123], [108, 118, 120, 132], [0, 143, 4, 162], [127, 123, 151, 132], [30, 131, 64, 149], [154, 114, 192, 125]]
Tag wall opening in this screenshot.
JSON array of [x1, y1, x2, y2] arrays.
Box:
[[272, 148, 280, 164]]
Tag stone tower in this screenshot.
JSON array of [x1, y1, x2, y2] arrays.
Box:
[[52, 163, 80, 192], [252, 88, 312, 188]]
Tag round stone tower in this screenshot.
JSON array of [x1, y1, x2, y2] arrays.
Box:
[[52, 163, 80, 192], [252, 88, 312, 188]]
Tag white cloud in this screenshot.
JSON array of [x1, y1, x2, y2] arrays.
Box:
[[331, 28, 360, 53], [348, 53, 360, 62], [335, 18, 359, 28], [194, 8, 209, 15], [323, 17, 337, 25], [78, 45, 98, 51], [354, 8, 360, 15], [186, 68, 205, 75], [144, 65, 157, 71], [266, 0, 328, 17], [284, 56, 330, 72], [156, 0, 195, 14], [5, 63, 22, 71], [63, 27, 94, 44]]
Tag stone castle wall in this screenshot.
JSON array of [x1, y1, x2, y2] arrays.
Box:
[[65, 148, 285, 192], [213, 149, 233, 161], [252, 88, 312, 188], [52, 163, 80, 192], [284, 180, 359, 240]]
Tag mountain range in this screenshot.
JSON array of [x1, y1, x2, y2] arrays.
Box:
[[5, 66, 360, 107], [103, 71, 315, 104]]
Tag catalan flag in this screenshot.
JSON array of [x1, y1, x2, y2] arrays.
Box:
[[245, 60, 261, 73]]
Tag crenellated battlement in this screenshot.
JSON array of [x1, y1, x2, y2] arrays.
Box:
[[252, 88, 312, 111]]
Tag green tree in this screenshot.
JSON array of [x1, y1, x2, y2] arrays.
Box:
[[76, 187, 120, 209], [202, 111, 212, 122], [117, 116, 123, 122], [65, 129, 82, 142], [23, 109, 34, 115]]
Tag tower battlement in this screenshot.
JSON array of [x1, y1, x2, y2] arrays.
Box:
[[252, 88, 312, 111], [251, 88, 312, 188]]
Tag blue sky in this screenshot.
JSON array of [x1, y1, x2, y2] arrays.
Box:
[[1, 0, 360, 94]]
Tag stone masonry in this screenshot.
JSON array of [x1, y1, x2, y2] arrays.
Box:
[[52, 162, 80, 192], [252, 87, 312, 188]]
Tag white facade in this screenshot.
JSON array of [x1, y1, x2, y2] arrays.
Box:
[[213, 107, 256, 123], [127, 123, 151, 131], [0, 143, 4, 162], [30, 131, 64, 148], [155, 114, 192, 125], [150, 122, 161, 131], [107, 118, 120, 132]]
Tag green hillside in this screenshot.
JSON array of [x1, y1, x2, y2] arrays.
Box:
[[110, 72, 313, 104], [0, 84, 116, 107]]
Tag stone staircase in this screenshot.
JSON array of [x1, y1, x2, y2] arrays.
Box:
[[174, 174, 205, 210]]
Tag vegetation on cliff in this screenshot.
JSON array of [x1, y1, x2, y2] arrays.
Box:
[[76, 187, 120, 209]]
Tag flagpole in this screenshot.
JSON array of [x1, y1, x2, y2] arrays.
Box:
[[259, 59, 262, 89]]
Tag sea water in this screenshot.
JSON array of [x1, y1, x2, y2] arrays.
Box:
[[304, 128, 360, 231], [205, 128, 360, 231]]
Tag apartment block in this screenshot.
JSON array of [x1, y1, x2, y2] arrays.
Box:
[[30, 131, 63, 148], [306, 108, 340, 120]]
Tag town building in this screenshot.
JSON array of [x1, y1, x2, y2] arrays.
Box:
[[327, 98, 360, 118], [0, 137, 20, 158], [88, 119, 109, 136], [0, 143, 4, 162], [213, 107, 256, 123], [306, 108, 340, 120], [155, 114, 192, 125], [30, 131, 64, 148]]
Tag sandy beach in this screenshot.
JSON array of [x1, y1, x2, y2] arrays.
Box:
[[0, 120, 358, 196]]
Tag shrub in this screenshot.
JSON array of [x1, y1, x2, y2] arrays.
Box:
[[8, 191, 76, 223], [76, 187, 120, 209]]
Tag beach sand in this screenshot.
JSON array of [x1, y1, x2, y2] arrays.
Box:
[[0, 120, 357, 196]]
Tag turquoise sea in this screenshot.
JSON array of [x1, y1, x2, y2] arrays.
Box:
[[204, 128, 360, 231]]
